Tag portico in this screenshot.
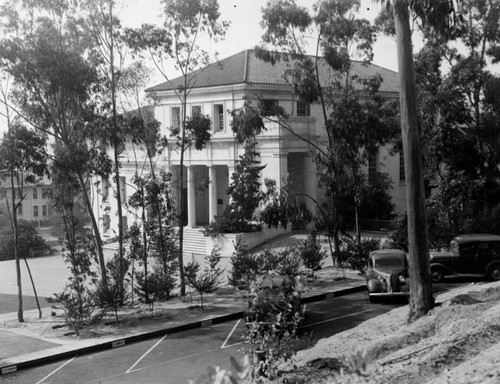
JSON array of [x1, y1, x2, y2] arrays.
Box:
[[170, 163, 231, 227]]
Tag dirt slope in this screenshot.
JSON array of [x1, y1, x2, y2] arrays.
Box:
[[284, 281, 500, 383]]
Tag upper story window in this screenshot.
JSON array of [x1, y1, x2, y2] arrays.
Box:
[[171, 106, 181, 130], [213, 104, 224, 131], [42, 187, 51, 199], [192, 105, 201, 115], [261, 99, 279, 116], [33, 187, 38, 199], [0, 189, 5, 199], [297, 101, 310, 117], [399, 151, 406, 182]]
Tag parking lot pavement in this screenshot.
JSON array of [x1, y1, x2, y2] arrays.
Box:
[[0, 329, 60, 360]]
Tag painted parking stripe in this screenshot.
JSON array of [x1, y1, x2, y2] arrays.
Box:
[[301, 309, 374, 329], [34, 356, 76, 384], [221, 318, 243, 349], [126, 334, 167, 374]]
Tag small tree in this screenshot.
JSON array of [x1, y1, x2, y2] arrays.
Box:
[[297, 231, 327, 278], [209, 142, 266, 233], [184, 248, 224, 309]]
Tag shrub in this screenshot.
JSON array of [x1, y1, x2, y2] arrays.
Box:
[[228, 239, 261, 290], [134, 265, 177, 316], [342, 237, 381, 275], [296, 231, 327, 278], [93, 254, 131, 323], [244, 274, 311, 381], [185, 247, 224, 309], [53, 283, 100, 335], [229, 244, 302, 290]]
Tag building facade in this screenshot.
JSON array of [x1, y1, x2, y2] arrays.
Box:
[[92, 50, 406, 245], [0, 177, 55, 224]]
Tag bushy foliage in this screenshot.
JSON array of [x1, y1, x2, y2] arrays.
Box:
[[207, 142, 265, 234], [244, 275, 310, 381], [53, 284, 100, 335], [228, 238, 262, 290], [229, 244, 302, 290], [258, 178, 313, 230], [0, 220, 51, 261], [296, 231, 327, 278], [386, 215, 409, 252], [185, 247, 224, 309], [341, 237, 381, 275], [93, 254, 131, 323]]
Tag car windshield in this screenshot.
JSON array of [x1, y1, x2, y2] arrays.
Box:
[[374, 257, 404, 269]]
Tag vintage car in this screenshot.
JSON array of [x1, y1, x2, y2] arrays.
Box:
[[366, 249, 409, 302], [245, 273, 302, 327], [430, 234, 500, 283]]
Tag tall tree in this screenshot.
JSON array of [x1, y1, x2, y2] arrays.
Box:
[[390, 0, 434, 321], [0, 0, 112, 288], [85, 0, 129, 302], [251, 0, 399, 262], [125, 0, 228, 295], [0, 84, 46, 321]]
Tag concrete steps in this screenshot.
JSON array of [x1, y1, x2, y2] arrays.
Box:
[[182, 227, 207, 256], [103, 228, 207, 256]]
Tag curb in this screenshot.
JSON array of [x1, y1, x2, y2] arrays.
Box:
[[0, 284, 366, 376]]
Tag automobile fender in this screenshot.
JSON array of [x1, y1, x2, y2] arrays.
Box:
[[367, 278, 383, 294], [429, 262, 454, 274]]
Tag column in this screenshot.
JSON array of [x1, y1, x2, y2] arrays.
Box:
[[208, 165, 217, 222], [187, 165, 196, 227]]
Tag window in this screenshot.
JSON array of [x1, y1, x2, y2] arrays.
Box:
[[192, 105, 201, 115], [103, 214, 110, 233], [42, 205, 47, 217], [399, 151, 406, 182], [119, 176, 126, 202], [102, 177, 109, 202], [33, 187, 38, 199], [0, 189, 6, 199], [213, 104, 224, 131], [122, 216, 128, 232], [171, 106, 181, 130], [297, 101, 310, 117], [261, 99, 279, 116], [368, 152, 378, 181], [17, 203, 23, 215], [33, 205, 39, 217], [47, 204, 52, 216], [41, 187, 50, 198]]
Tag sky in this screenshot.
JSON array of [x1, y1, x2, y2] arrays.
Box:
[[118, 0, 402, 86], [0, 0, 403, 134]]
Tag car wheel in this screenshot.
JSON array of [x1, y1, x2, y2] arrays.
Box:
[[369, 295, 377, 304], [431, 267, 444, 283], [488, 265, 500, 281]]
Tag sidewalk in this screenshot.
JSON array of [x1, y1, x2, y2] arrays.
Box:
[[0, 231, 372, 375]]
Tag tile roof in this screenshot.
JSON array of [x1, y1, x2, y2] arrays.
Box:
[[146, 49, 399, 94]]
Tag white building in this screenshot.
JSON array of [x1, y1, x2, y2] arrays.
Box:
[[92, 50, 406, 253], [0, 176, 55, 224]]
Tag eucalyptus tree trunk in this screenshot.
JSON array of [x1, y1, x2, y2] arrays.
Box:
[[10, 171, 23, 322], [392, 0, 434, 321]]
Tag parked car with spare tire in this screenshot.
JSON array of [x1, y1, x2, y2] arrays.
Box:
[[429, 234, 500, 283], [366, 249, 409, 302]]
